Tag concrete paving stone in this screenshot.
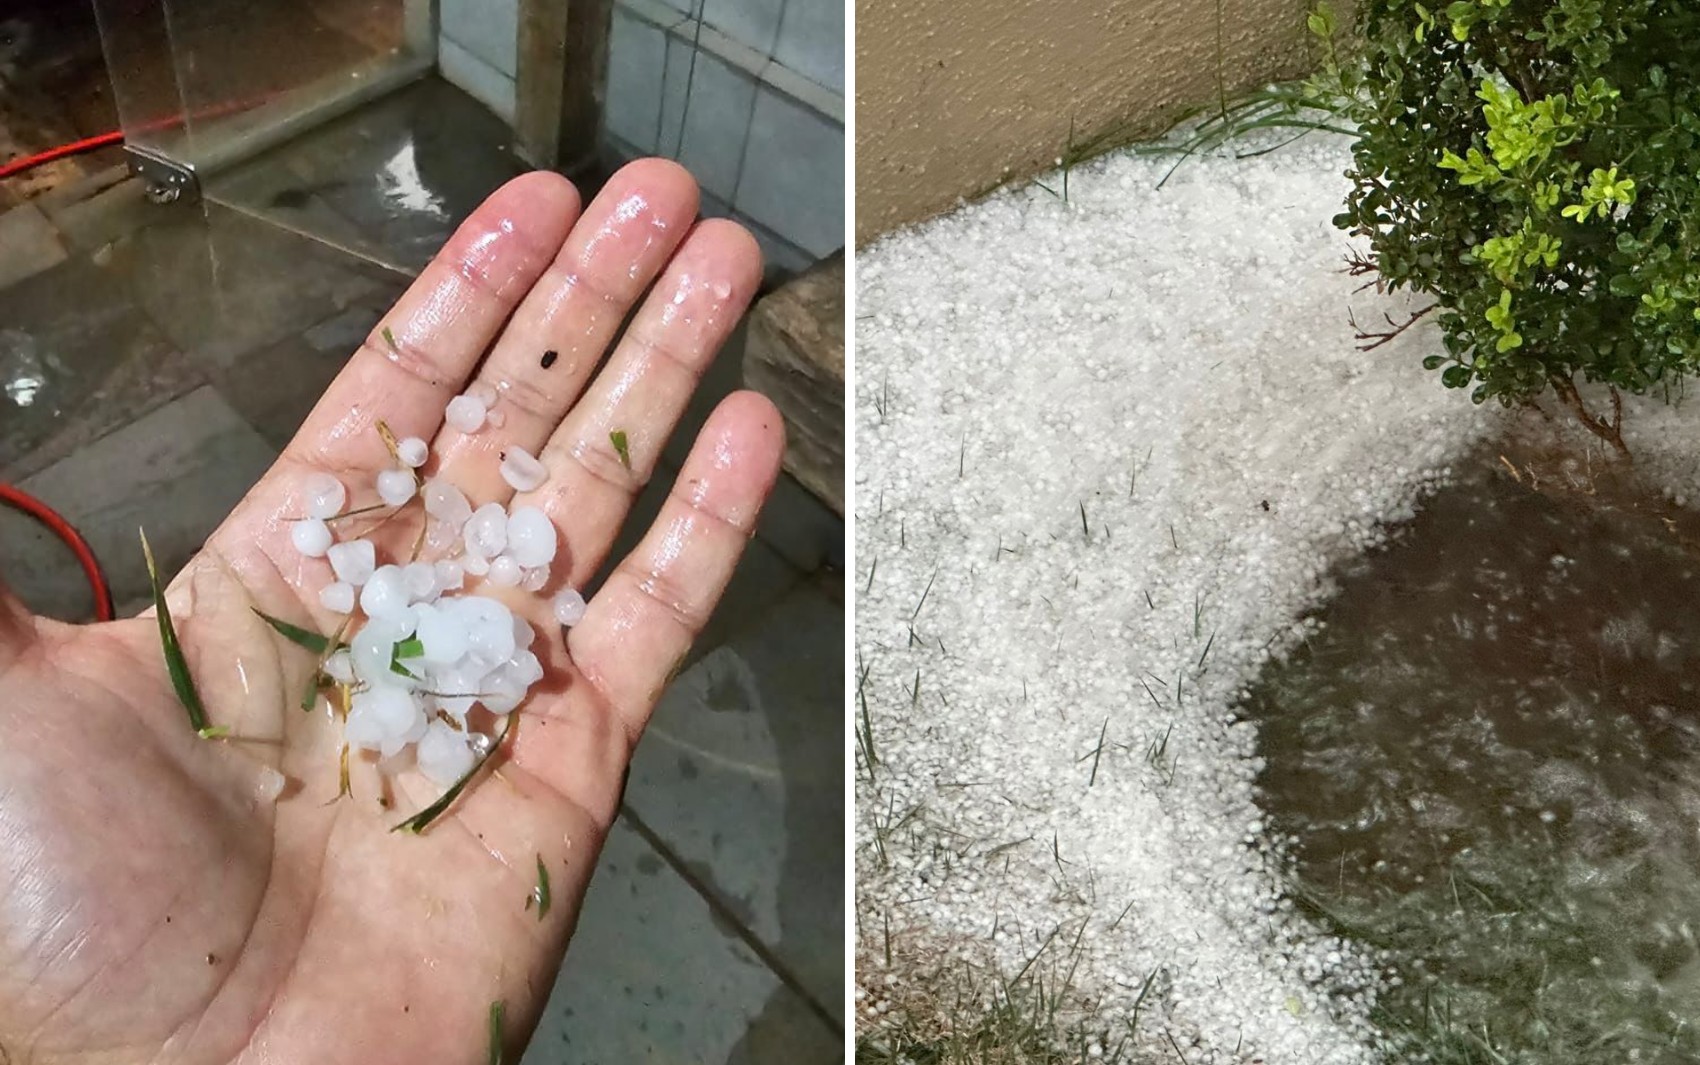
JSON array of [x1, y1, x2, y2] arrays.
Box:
[[3, 386, 275, 621], [523, 818, 842, 1064], [623, 580, 845, 1022]]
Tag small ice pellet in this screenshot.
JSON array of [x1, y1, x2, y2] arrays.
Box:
[[553, 588, 587, 626], [486, 409, 507, 429], [507, 649, 544, 687], [376, 468, 417, 506], [360, 564, 411, 620], [466, 381, 498, 407], [423, 478, 473, 526], [403, 561, 438, 601], [505, 505, 556, 566], [415, 602, 471, 663], [464, 502, 508, 558], [350, 617, 410, 686], [326, 539, 376, 586], [318, 580, 356, 614], [434, 558, 465, 592], [487, 554, 522, 587], [323, 649, 355, 684], [303, 473, 347, 519], [463, 552, 490, 576], [416, 721, 476, 786], [445, 394, 486, 433], [460, 597, 517, 664], [499, 447, 548, 493], [424, 518, 459, 554], [396, 436, 429, 468], [291, 518, 333, 558], [520, 565, 548, 592]]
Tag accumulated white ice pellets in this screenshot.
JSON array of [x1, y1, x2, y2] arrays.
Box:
[[499, 447, 548, 492], [318, 580, 356, 614], [416, 720, 476, 785], [424, 478, 473, 526], [303, 473, 347, 519], [505, 506, 556, 567], [291, 518, 333, 558], [396, 436, 429, 468], [445, 394, 486, 433], [855, 131, 1502, 1064], [326, 539, 376, 586], [487, 555, 522, 587], [552, 588, 586, 627], [376, 468, 417, 506], [464, 502, 508, 558]]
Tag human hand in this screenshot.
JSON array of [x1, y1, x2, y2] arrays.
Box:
[[0, 160, 783, 1064]]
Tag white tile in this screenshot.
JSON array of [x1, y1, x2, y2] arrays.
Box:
[[605, 6, 667, 153], [733, 86, 843, 258], [437, 37, 516, 123], [657, 41, 757, 202], [440, 0, 519, 76], [701, 0, 786, 55], [772, 0, 843, 94]]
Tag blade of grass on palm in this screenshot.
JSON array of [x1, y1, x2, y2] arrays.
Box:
[[392, 713, 517, 834], [141, 529, 210, 735]]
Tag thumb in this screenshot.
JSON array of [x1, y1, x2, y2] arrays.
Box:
[[0, 571, 37, 670]]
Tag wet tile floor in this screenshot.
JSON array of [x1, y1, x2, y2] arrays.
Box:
[[0, 75, 844, 1064]]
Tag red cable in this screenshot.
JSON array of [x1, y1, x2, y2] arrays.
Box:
[[0, 483, 114, 621], [0, 130, 124, 181]]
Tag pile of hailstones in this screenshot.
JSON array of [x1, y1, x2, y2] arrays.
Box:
[[285, 386, 585, 789]]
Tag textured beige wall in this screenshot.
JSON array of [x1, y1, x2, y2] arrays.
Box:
[[856, 0, 1323, 243]]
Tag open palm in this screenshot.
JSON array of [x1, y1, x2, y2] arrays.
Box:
[[0, 161, 784, 1064]]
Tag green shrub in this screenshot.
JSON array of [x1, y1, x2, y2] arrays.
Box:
[[1327, 0, 1700, 455]]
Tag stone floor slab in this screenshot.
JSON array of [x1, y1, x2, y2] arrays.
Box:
[[524, 819, 842, 1064], [623, 581, 846, 1023], [4, 386, 276, 620]]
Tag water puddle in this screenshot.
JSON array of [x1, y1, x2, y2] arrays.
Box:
[[1243, 441, 1700, 1062]]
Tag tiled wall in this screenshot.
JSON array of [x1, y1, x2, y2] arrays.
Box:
[[439, 0, 520, 122], [438, 0, 844, 275]]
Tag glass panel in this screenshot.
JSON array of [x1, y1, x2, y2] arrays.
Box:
[[89, 0, 192, 165], [92, 0, 425, 178]]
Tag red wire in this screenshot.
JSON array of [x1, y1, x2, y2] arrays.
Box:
[[0, 483, 114, 621], [0, 130, 124, 181]]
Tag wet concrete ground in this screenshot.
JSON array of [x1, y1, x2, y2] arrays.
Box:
[[0, 75, 843, 1063], [1244, 447, 1700, 1063]]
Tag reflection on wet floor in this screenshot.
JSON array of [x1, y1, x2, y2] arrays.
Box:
[[1244, 453, 1700, 1063], [0, 74, 843, 1064]]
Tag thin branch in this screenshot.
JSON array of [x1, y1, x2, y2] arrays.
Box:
[[1350, 303, 1437, 350]]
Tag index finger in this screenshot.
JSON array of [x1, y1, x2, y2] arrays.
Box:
[[283, 171, 582, 477]]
